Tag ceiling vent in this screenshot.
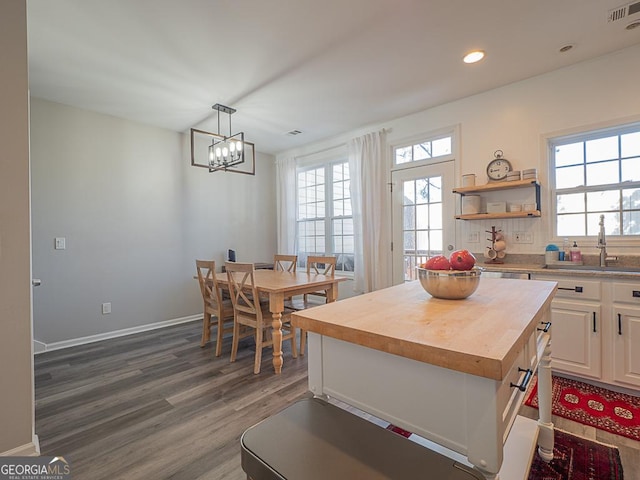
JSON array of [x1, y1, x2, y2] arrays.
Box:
[[286, 130, 302, 136], [608, 1, 640, 22]]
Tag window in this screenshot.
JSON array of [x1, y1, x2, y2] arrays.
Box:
[[297, 161, 354, 273], [394, 135, 452, 166], [550, 122, 640, 239]]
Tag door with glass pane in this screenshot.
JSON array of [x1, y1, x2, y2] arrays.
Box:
[[391, 162, 455, 284]]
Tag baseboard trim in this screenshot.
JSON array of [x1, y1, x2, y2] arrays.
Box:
[[1, 440, 39, 457], [33, 315, 200, 354]]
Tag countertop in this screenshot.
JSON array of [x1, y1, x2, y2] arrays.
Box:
[[480, 262, 640, 279], [291, 277, 556, 381]]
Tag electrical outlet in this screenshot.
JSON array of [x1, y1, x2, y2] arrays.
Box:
[[102, 302, 111, 315], [514, 232, 534, 244], [467, 232, 480, 243]]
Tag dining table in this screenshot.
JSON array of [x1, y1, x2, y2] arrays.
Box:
[[215, 269, 347, 374]]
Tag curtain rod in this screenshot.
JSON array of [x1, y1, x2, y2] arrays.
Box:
[[294, 127, 392, 160]]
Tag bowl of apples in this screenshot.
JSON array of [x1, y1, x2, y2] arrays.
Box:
[[417, 250, 481, 300]]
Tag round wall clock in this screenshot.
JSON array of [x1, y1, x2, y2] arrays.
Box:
[[486, 150, 512, 181]]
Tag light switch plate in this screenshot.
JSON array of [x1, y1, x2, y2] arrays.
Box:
[[55, 237, 66, 250]]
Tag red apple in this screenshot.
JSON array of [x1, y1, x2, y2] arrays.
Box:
[[449, 249, 476, 270], [423, 255, 451, 270]]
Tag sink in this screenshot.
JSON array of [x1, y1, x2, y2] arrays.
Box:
[[543, 264, 640, 273]]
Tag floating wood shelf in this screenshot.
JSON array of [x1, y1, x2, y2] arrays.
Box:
[[453, 179, 541, 220], [452, 179, 540, 195], [455, 210, 541, 220]]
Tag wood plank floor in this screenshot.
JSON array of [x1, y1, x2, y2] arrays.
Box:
[[35, 320, 639, 479]]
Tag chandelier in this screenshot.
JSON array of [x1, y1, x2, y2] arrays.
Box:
[[190, 104, 255, 175]]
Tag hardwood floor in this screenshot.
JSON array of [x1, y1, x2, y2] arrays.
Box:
[[35, 320, 639, 479], [35, 321, 309, 479]]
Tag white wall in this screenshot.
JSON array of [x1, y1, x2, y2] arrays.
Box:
[[30, 99, 276, 346], [278, 44, 640, 262], [0, 0, 36, 455]]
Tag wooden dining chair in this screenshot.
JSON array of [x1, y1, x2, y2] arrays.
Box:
[[195, 260, 235, 356], [274, 254, 297, 273], [225, 262, 298, 374], [286, 255, 337, 354]]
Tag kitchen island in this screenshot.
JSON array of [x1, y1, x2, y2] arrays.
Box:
[[292, 277, 557, 479]]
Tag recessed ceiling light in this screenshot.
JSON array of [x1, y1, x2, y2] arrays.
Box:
[[559, 44, 574, 53], [463, 50, 485, 64]]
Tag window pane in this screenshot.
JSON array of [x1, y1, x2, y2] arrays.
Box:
[[343, 236, 354, 253], [621, 132, 640, 158], [586, 190, 619, 212], [557, 213, 586, 236], [416, 179, 428, 204], [416, 204, 429, 229], [432, 137, 452, 157], [333, 219, 343, 235], [396, 146, 412, 164], [403, 181, 415, 204], [429, 203, 443, 229], [623, 211, 640, 235], [586, 136, 618, 163], [414, 142, 431, 160], [404, 231, 414, 252], [587, 212, 619, 236], [429, 176, 442, 203], [623, 187, 640, 209], [557, 193, 584, 214], [403, 205, 415, 229], [343, 219, 353, 235], [621, 157, 640, 182], [556, 165, 584, 189], [334, 199, 343, 217], [416, 231, 429, 253], [429, 230, 443, 254], [586, 160, 619, 186], [555, 142, 583, 167]]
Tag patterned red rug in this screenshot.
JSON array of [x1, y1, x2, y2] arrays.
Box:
[[528, 428, 623, 480], [525, 375, 640, 441]]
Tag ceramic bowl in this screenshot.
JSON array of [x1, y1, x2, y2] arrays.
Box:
[[416, 267, 482, 300]]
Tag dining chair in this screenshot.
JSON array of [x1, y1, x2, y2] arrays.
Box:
[[286, 255, 337, 354], [274, 254, 297, 273], [195, 260, 235, 356], [225, 262, 298, 374]]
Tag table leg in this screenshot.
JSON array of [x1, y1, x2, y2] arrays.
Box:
[[269, 293, 285, 374], [536, 337, 554, 462]]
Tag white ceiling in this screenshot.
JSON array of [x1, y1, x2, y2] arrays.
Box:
[[26, 0, 640, 155]]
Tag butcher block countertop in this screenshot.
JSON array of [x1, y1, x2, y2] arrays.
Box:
[[292, 278, 557, 382]]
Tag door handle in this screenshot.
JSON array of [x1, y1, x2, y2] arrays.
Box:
[[32, 279, 42, 287]]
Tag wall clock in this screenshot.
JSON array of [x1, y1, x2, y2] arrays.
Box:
[[486, 150, 512, 181]]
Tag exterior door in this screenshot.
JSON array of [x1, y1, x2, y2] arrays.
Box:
[[391, 162, 455, 284]]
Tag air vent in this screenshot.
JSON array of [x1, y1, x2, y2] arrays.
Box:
[[286, 130, 302, 136], [608, 1, 640, 22]]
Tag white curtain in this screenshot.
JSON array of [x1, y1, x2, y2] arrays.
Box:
[[348, 130, 391, 293], [276, 156, 297, 254]]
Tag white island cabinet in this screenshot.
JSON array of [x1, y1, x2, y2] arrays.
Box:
[[292, 278, 557, 480]]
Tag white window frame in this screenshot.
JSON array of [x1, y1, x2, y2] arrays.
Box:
[[546, 120, 640, 246], [391, 125, 458, 173], [296, 157, 354, 277]]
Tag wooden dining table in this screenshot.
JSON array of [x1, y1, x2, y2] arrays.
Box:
[[215, 269, 347, 374]]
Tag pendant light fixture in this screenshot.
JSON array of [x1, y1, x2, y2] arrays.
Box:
[[190, 104, 255, 175]]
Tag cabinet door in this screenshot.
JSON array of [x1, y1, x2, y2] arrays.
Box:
[[550, 300, 601, 379], [612, 305, 640, 388]]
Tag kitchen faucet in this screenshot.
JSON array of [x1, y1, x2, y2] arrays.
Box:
[[597, 214, 618, 267]]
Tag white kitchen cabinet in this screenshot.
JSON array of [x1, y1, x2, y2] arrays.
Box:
[[531, 275, 602, 379], [611, 281, 640, 388], [549, 300, 601, 379]]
